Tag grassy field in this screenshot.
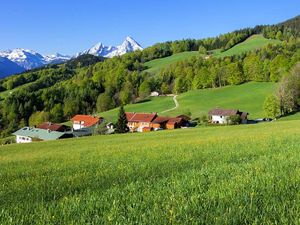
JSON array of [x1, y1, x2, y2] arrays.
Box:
[[101, 82, 276, 122], [144, 51, 200, 74], [1, 120, 300, 224], [214, 35, 281, 58], [163, 82, 276, 119]]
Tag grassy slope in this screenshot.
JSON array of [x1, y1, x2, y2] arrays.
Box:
[[144, 51, 200, 74], [1, 121, 300, 224], [214, 34, 281, 57], [163, 82, 276, 119], [101, 82, 276, 122], [144, 35, 280, 75]]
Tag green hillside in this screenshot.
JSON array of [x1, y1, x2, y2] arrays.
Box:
[[100, 82, 276, 122], [1, 120, 300, 224], [163, 82, 276, 119], [214, 34, 281, 57], [144, 51, 200, 74], [143, 35, 280, 75]]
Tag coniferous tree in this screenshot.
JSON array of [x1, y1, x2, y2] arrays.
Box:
[[116, 106, 129, 133]]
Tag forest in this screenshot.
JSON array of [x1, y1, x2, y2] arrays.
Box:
[[0, 17, 299, 137]]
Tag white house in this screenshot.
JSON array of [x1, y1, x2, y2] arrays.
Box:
[[208, 108, 248, 124], [150, 91, 160, 97], [13, 127, 66, 143], [71, 115, 101, 130]]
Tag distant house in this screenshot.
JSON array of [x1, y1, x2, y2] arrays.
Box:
[[71, 115, 102, 130], [13, 127, 69, 143], [126, 112, 190, 132], [208, 108, 248, 124], [37, 122, 70, 132], [150, 91, 160, 97]]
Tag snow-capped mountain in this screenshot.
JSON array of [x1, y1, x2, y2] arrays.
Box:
[[44, 53, 71, 64], [0, 36, 142, 78], [0, 49, 71, 78], [0, 48, 46, 70], [78, 36, 143, 58]]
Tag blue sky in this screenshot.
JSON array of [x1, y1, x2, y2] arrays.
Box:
[[0, 0, 299, 55]]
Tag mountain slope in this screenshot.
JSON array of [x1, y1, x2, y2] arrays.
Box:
[[144, 35, 280, 74], [0, 57, 25, 78], [214, 34, 281, 57]]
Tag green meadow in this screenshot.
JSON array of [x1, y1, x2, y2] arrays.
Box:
[[1, 120, 300, 224], [100, 82, 276, 122], [144, 51, 200, 74], [143, 35, 280, 75], [214, 34, 281, 58], [163, 82, 276, 119]]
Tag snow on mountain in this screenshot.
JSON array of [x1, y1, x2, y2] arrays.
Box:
[[0, 36, 142, 78], [44, 53, 71, 64], [0, 49, 71, 77], [0, 48, 45, 70], [78, 36, 143, 58]]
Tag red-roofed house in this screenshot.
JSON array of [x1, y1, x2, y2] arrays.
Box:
[[71, 115, 102, 130], [126, 112, 157, 132], [125, 112, 190, 132]]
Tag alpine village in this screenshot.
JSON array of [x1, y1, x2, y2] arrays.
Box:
[[1, 2, 300, 224]]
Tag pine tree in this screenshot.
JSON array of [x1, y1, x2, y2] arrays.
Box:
[[116, 106, 129, 133]]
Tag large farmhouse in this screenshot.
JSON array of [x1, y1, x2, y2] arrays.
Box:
[[126, 112, 190, 132], [13, 127, 69, 143], [71, 115, 102, 130], [208, 108, 248, 124]]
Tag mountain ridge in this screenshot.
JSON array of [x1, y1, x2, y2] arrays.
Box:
[[0, 36, 143, 78], [76, 36, 143, 58]]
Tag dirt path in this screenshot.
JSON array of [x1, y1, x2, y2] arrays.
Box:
[[161, 95, 179, 113]]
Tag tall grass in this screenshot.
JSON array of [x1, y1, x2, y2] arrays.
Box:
[[0, 121, 300, 224]]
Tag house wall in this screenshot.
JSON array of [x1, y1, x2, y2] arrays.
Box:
[[166, 124, 175, 129], [211, 115, 229, 124], [73, 122, 85, 130], [128, 122, 152, 132], [16, 135, 32, 143]]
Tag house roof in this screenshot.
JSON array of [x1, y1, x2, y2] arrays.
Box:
[[152, 116, 170, 124], [71, 115, 100, 127], [167, 117, 183, 125], [13, 127, 65, 140], [125, 112, 135, 121], [208, 108, 239, 116], [176, 115, 191, 121], [65, 127, 93, 137], [37, 122, 67, 131], [126, 112, 157, 123]]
